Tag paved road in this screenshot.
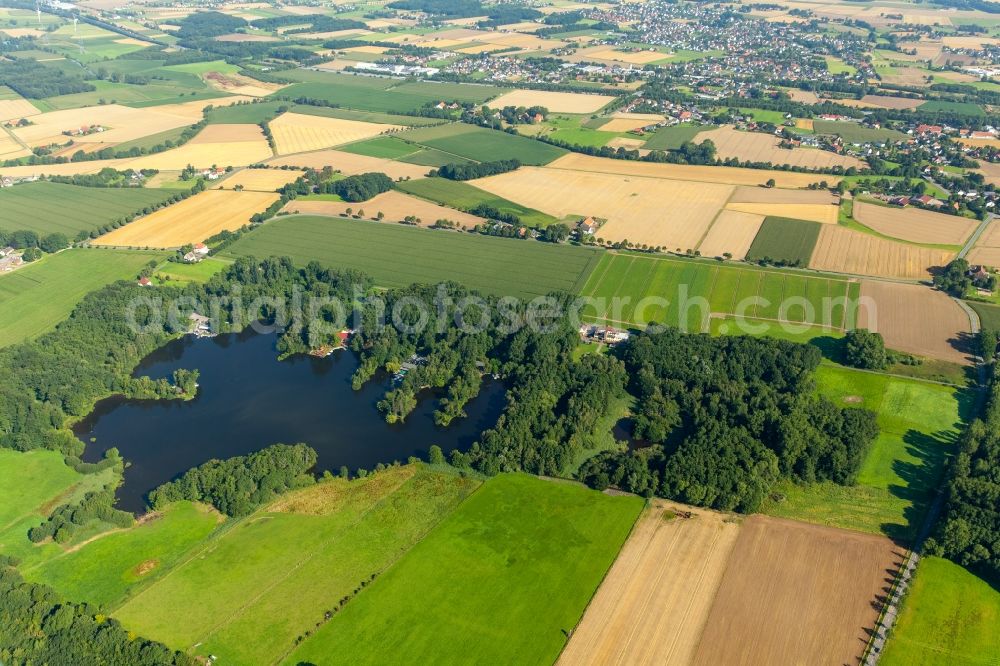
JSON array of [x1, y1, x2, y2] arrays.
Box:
[[959, 213, 994, 259]]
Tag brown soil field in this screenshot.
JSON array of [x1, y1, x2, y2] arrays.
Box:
[[559, 502, 741, 666], [975, 160, 1000, 187], [600, 113, 666, 132], [93, 190, 278, 248], [488, 90, 615, 113], [726, 202, 838, 224], [266, 149, 429, 180], [0, 97, 39, 122], [282, 191, 485, 228], [881, 66, 937, 87], [188, 123, 265, 144], [698, 126, 865, 170], [692, 515, 903, 666], [473, 166, 734, 250], [853, 200, 977, 245], [697, 210, 766, 260], [268, 112, 401, 155], [730, 185, 837, 205], [839, 94, 923, 110], [204, 71, 284, 97], [858, 280, 972, 363], [219, 168, 304, 191], [786, 89, 821, 104], [809, 225, 954, 279], [967, 217, 1000, 267], [549, 153, 840, 188]]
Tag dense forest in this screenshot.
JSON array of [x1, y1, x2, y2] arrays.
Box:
[[148, 443, 317, 516], [435, 159, 521, 181], [927, 364, 1000, 581], [0, 58, 94, 99], [577, 329, 879, 511], [0, 558, 195, 666]]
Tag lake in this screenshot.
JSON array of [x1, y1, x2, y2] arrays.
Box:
[[77, 328, 506, 513]]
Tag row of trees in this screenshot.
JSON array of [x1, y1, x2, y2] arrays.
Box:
[[434, 159, 521, 181], [0, 230, 69, 253], [578, 330, 879, 511]]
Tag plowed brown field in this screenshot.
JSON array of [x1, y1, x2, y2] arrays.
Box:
[[853, 200, 977, 245], [809, 226, 954, 278], [559, 502, 741, 666], [692, 515, 903, 666], [857, 280, 972, 363]]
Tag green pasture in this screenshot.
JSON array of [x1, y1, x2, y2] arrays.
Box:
[[115, 468, 479, 664], [224, 215, 601, 300], [0, 248, 165, 347], [154, 257, 230, 284], [882, 556, 1000, 665], [396, 177, 557, 227], [643, 123, 712, 150], [0, 182, 176, 237], [579, 252, 855, 331], [339, 136, 421, 159], [286, 474, 643, 666], [812, 120, 908, 143], [288, 103, 444, 127]]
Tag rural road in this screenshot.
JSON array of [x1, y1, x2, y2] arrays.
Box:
[[959, 213, 994, 259]]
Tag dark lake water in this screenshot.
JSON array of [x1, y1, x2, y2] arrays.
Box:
[[77, 328, 506, 513]]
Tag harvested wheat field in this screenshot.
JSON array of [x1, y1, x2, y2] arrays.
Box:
[[839, 94, 924, 111], [858, 280, 972, 363], [698, 126, 865, 170], [975, 161, 1000, 188], [692, 515, 903, 666], [729, 185, 837, 205], [488, 89, 615, 114], [473, 166, 733, 250], [587, 49, 667, 65], [204, 70, 284, 97], [726, 202, 838, 224], [266, 149, 429, 180], [188, 124, 265, 144], [549, 153, 837, 188], [0, 96, 38, 122], [809, 225, 954, 279], [93, 190, 278, 248], [697, 210, 766, 260], [794, 118, 814, 131], [852, 200, 976, 245], [11, 104, 195, 148], [269, 112, 401, 155], [0, 157, 132, 179], [283, 191, 484, 228], [967, 217, 1000, 267], [787, 89, 821, 104], [606, 137, 646, 150], [220, 168, 304, 191], [0, 132, 30, 160], [559, 502, 740, 666], [124, 127, 273, 170], [600, 113, 666, 132]]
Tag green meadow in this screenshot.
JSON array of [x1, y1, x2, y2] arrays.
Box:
[[882, 556, 1000, 665], [745, 216, 823, 266], [224, 215, 600, 300], [0, 248, 165, 347], [396, 177, 556, 227], [286, 474, 643, 666], [399, 123, 567, 165]]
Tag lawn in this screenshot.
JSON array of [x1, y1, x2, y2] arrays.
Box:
[[0, 248, 165, 347], [579, 252, 854, 331], [114, 467, 480, 664], [881, 556, 1000, 665], [969, 301, 1000, 331], [0, 182, 178, 237], [286, 474, 643, 666], [642, 123, 712, 150], [272, 72, 499, 114], [24, 501, 221, 608], [745, 216, 822, 266], [399, 123, 567, 165], [223, 215, 602, 300], [919, 100, 985, 116], [154, 257, 230, 284], [549, 127, 620, 148], [761, 364, 971, 541], [396, 177, 557, 227]]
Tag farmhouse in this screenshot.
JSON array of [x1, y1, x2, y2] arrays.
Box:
[[578, 217, 599, 235]]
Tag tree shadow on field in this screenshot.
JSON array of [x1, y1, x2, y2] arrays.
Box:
[[806, 335, 844, 363], [880, 428, 957, 545]]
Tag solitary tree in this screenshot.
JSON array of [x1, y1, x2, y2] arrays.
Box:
[[844, 329, 887, 370]]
